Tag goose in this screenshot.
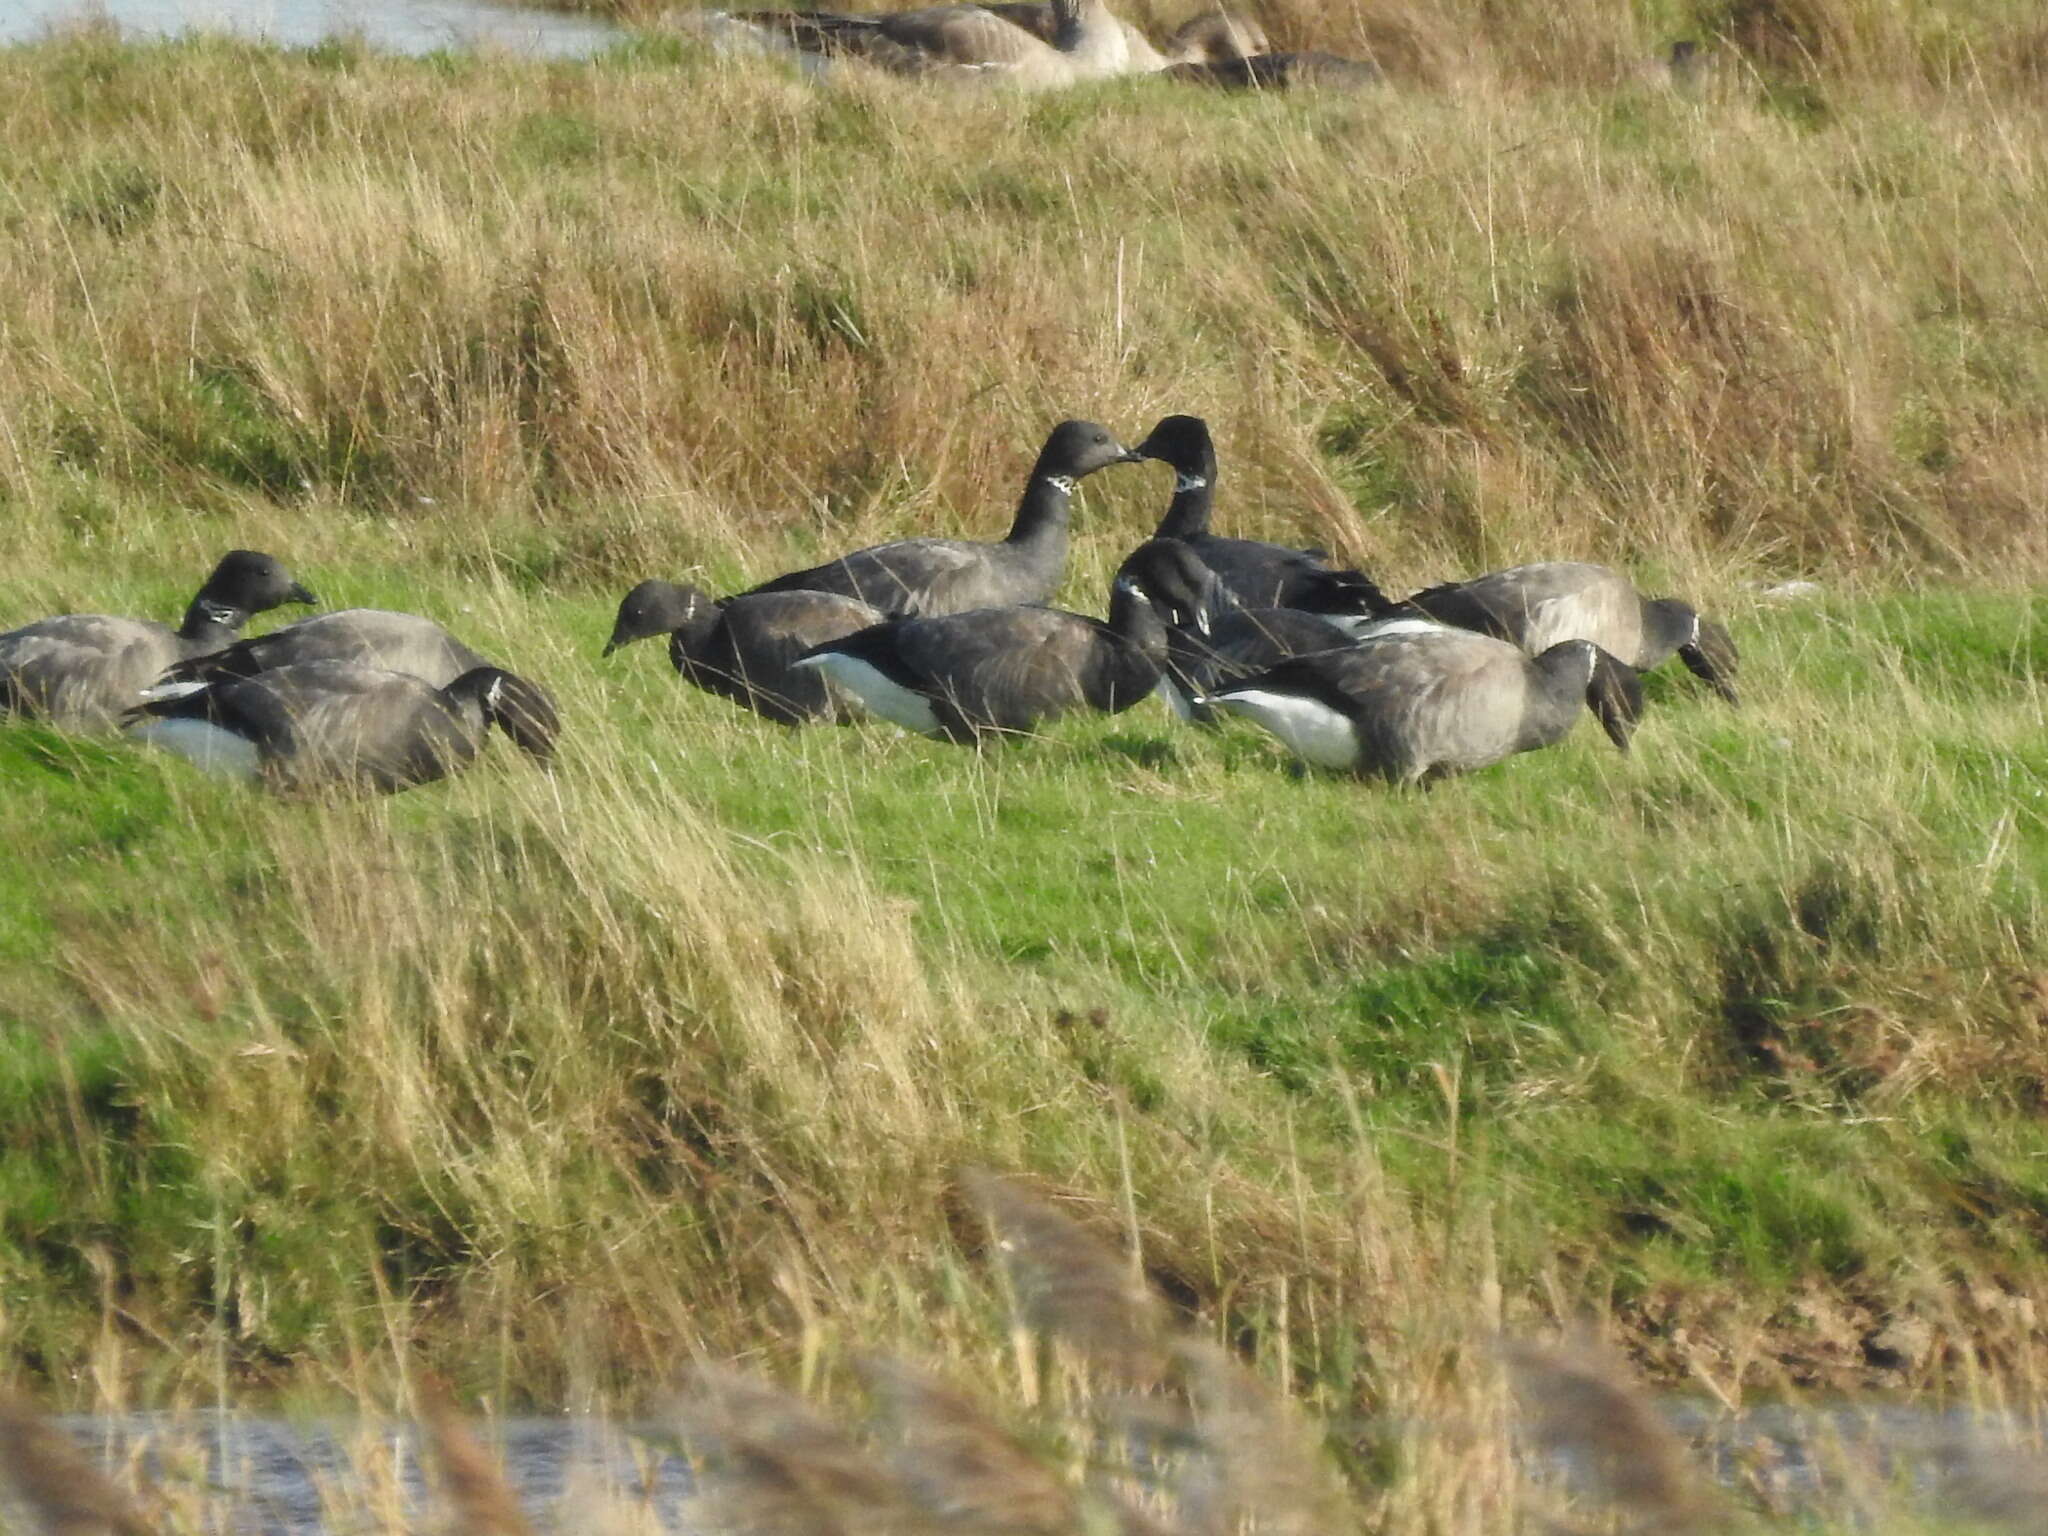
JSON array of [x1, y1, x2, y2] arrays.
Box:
[[788, 540, 1209, 743], [1130, 415, 1389, 614], [745, 418, 1141, 617], [721, 0, 1132, 85], [1161, 48, 1382, 89], [1395, 562, 1739, 703], [1208, 627, 1644, 782], [153, 608, 490, 692], [125, 661, 559, 795], [603, 581, 883, 725], [0, 551, 316, 729], [975, 6, 1267, 69]]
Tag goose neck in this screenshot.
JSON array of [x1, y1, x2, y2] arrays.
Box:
[[1153, 447, 1218, 540], [175, 599, 249, 645]]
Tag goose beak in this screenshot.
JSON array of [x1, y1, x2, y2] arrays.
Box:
[[601, 638, 621, 659], [287, 583, 319, 605]]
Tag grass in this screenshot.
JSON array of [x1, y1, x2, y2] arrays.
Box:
[[1, 0, 2047, 1466]]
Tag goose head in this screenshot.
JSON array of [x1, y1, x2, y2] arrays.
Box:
[[1114, 538, 1227, 634], [189, 550, 318, 625], [1033, 419, 1145, 485], [1576, 642, 1646, 752], [1165, 10, 1270, 64], [451, 667, 561, 763], [604, 580, 717, 657], [1131, 414, 1218, 488]]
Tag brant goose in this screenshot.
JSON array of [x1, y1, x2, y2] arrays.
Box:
[[126, 661, 559, 795], [788, 541, 1207, 743], [1131, 415, 1388, 614], [975, 5, 1267, 69], [723, 0, 1134, 85], [0, 551, 316, 729], [604, 580, 883, 725], [154, 608, 490, 691], [745, 418, 1140, 617], [1209, 626, 1643, 782], [1162, 48, 1382, 89], [1397, 562, 1739, 703]]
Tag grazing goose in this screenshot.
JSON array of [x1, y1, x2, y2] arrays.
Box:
[[1396, 562, 1739, 703], [154, 608, 489, 691], [0, 551, 316, 729], [1131, 415, 1389, 614], [603, 581, 883, 725], [125, 661, 559, 795], [788, 541, 1206, 743], [1209, 627, 1643, 782], [745, 419, 1140, 617], [1161, 48, 1382, 89], [723, 0, 1132, 85]]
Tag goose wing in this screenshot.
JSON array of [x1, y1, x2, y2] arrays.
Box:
[[161, 609, 488, 688], [1187, 534, 1387, 615], [1405, 561, 1634, 655], [745, 538, 1015, 618], [0, 615, 177, 723], [705, 592, 884, 723], [893, 606, 1096, 733], [1305, 630, 1526, 774], [730, 5, 1053, 67]]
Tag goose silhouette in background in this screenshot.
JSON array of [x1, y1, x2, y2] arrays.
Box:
[[1130, 415, 1390, 615], [604, 581, 883, 725], [0, 551, 316, 729], [1209, 626, 1644, 782], [790, 539, 1211, 742], [1161, 47, 1382, 89], [153, 608, 493, 692], [1395, 561, 1739, 703], [126, 661, 559, 795], [712, 0, 1134, 85], [744, 418, 1141, 617]]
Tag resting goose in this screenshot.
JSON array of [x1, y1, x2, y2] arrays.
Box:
[[604, 581, 883, 725], [0, 551, 316, 729], [789, 541, 1207, 743], [1209, 627, 1643, 782], [154, 608, 490, 691], [976, 6, 1266, 69], [1131, 415, 1389, 614], [745, 418, 1140, 617], [1396, 562, 1739, 703], [723, 0, 1132, 85], [125, 661, 558, 795], [1162, 48, 1382, 89]]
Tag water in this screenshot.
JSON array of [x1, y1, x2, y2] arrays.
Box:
[[0, 0, 626, 57]]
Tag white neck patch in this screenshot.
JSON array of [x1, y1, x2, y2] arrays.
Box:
[[1040, 474, 1077, 496], [196, 600, 244, 626], [1174, 473, 1208, 494]]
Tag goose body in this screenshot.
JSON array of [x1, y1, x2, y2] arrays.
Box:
[[154, 608, 488, 691], [126, 661, 558, 795], [724, 0, 1131, 85], [791, 543, 1193, 742], [605, 581, 883, 725], [1131, 416, 1388, 615], [745, 419, 1139, 617], [976, 6, 1267, 69], [1209, 627, 1644, 782], [0, 551, 316, 729], [1162, 49, 1382, 89], [1399, 561, 1739, 703]]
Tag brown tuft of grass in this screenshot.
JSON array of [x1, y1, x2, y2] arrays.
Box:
[[416, 1373, 537, 1536], [0, 1388, 157, 1536]]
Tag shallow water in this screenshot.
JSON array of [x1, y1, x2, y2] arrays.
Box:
[[0, 0, 625, 57], [49, 1403, 2046, 1532]]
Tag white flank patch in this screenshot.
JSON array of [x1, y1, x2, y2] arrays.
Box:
[[1209, 689, 1358, 771], [793, 653, 943, 737], [129, 718, 261, 780], [137, 679, 210, 702], [1154, 675, 1196, 724], [1337, 615, 1442, 642]]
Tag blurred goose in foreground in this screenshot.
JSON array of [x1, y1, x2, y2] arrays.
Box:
[[790, 540, 1209, 742], [125, 661, 558, 795], [0, 551, 316, 729], [1131, 415, 1389, 614], [715, 0, 1133, 85], [153, 608, 490, 691], [1208, 627, 1643, 782], [745, 419, 1140, 617], [1395, 562, 1739, 703], [977, 5, 1266, 69], [604, 581, 882, 725]]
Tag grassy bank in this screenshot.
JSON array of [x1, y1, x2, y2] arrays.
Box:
[[2, 15, 2047, 1433]]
